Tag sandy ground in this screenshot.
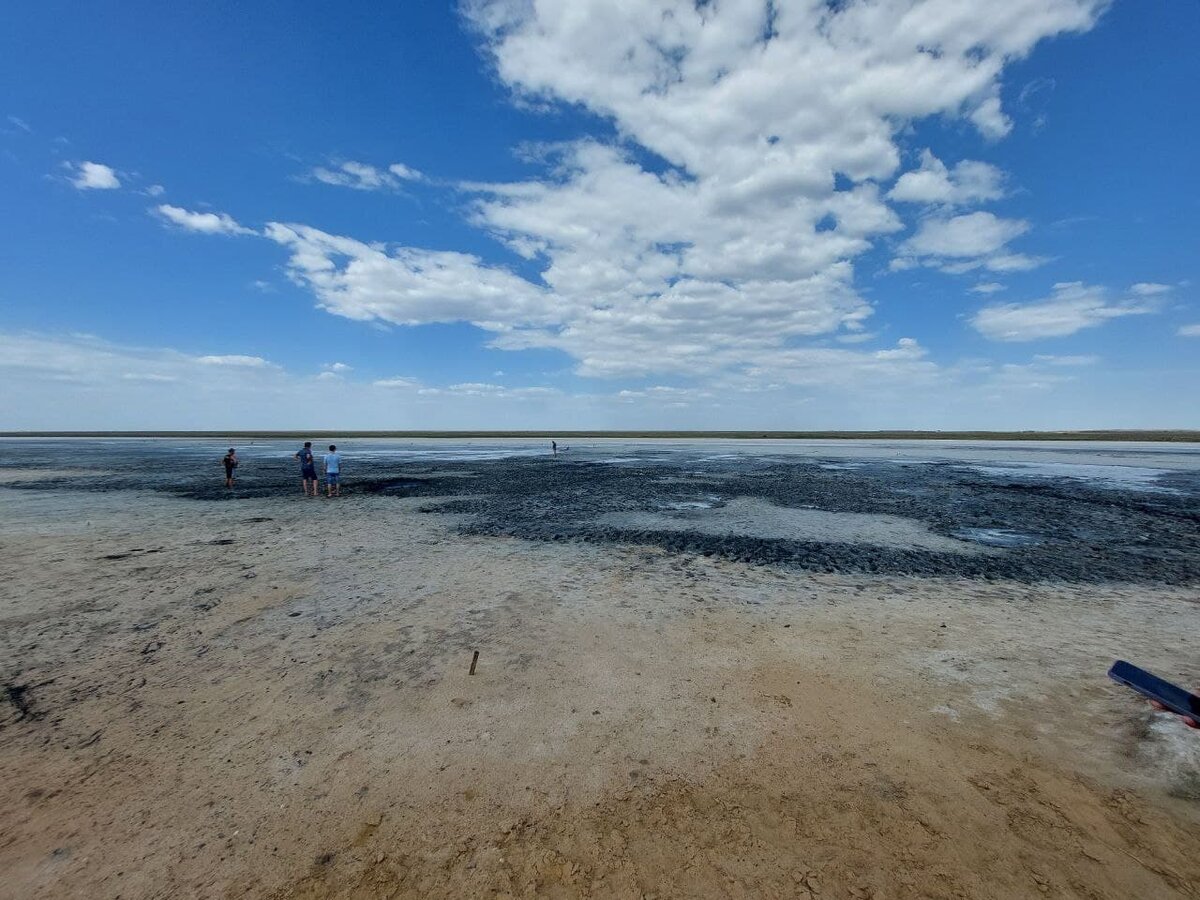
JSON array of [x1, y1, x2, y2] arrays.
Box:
[[1, 485, 1198, 900]]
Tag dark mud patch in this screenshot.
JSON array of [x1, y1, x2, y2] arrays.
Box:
[[7, 446, 1200, 584]]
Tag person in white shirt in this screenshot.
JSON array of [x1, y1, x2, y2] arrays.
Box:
[[323, 444, 342, 497]]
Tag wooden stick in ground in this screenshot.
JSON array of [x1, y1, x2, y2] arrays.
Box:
[[469, 650, 479, 676]]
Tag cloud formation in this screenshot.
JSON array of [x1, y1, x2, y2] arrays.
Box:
[[971, 282, 1157, 341], [70, 161, 121, 190], [155, 204, 255, 236], [196, 354, 274, 367], [1130, 282, 1171, 296], [310, 160, 424, 191], [894, 211, 1040, 273], [889, 150, 1004, 206], [229, 1, 1103, 384]]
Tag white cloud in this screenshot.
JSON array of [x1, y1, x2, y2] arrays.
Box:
[[896, 212, 1040, 273], [1130, 282, 1171, 296], [1178, 324, 1200, 338], [155, 204, 255, 236], [969, 94, 1012, 140], [373, 376, 422, 389], [388, 162, 423, 181], [7, 115, 32, 133], [1033, 354, 1099, 366], [971, 282, 1158, 341], [3, 331, 1194, 429], [264, 222, 558, 328], [70, 161, 121, 190], [970, 282, 1005, 294], [310, 160, 424, 191], [196, 354, 274, 367], [889, 150, 1004, 206], [256, 1, 1103, 385], [419, 382, 562, 400], [902, 211, 1027, 258], [316, 362, 352, 381], [145, 184, 166, 197]]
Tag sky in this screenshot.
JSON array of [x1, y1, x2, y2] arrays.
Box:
[[1, 0, 1197, 430]]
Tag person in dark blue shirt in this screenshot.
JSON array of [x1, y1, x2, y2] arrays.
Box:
[[294, 441, 318, 496]]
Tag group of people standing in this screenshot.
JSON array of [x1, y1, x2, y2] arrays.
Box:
[[221, 442, 343, 497], [294, 441, 342, 497]]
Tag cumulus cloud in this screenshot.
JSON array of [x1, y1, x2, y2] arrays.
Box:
[[255, 1, 1103, 384], [155, 204, 255, 236], [310, 160, 423, 191], [264, 222, 557, 328], [971, 282, 1158, 341], [890, 150, 1004, 206], [316, 362, 353, 381], [895, 211, 1041, 273], [969, 94, 1012, 140], [69, 161, 121, 190]]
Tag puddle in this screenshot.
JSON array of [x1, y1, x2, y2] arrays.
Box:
[[656, 496, 722, 510]]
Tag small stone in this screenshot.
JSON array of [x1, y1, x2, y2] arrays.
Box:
[[365, 813, 382, 827], [375, 851, 386, 863]]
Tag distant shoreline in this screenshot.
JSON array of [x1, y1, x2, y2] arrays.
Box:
[[2, 430, 1198, 442]]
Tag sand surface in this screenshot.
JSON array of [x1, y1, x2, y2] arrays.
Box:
[[2, 487, 1199, 900]]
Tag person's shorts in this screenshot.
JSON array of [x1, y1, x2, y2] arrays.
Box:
[[326, 472, 340, 485], [301, 466, 317, 479]]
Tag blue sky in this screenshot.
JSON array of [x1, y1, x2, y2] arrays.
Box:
[[1, 0, 1197, 430]]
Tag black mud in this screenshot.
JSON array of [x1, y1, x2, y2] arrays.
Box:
[[5, 445, 1200, 585]]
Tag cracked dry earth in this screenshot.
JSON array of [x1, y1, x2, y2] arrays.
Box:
[[1, 484, 1198, 900]]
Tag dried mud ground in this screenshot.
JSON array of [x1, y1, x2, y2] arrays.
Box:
[[1, 482, 1199, 900]]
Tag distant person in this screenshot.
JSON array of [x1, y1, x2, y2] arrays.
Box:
[[552, 440, 557, 456], [222, 448, 238, 488], [294, 441, 318, 496], [324, 444, 342, 497]]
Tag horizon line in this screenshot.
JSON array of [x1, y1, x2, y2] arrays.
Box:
[[2, 429, 1199, 442]]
